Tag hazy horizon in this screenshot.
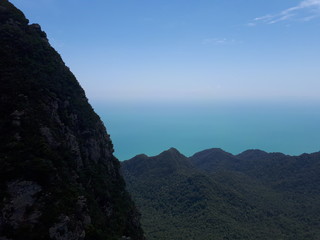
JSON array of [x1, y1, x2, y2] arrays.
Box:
[[92, 100, 320, 160], [9, 0, 320, 159]]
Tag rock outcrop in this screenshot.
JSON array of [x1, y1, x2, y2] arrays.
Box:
[[0, 1, 144, 239]]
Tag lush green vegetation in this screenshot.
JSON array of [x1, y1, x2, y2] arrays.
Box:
[[122, 148, 320, 240], [0, 1, 144, 239]]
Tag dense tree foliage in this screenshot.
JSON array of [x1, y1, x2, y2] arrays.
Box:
[[122, 148, 320, 240], [0, 1, 144, 239]]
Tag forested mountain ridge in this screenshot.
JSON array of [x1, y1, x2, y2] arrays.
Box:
[[0, 1, 144, 239], [122, 148, 320, 240]]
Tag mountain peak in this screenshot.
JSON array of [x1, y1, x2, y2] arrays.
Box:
[[189, 148, 238, 172], [122, 148, 192, 178], [123, 147, 320, 240], [0, 0, 28, 25], [191, 148, 234, 158], [236, 149, 270, 160], [0, 1, 144, 239], [167, 147, 180, 153], [159, 147, 184, 158]]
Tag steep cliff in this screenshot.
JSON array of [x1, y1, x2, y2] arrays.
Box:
[[0, 1, 144, 239]]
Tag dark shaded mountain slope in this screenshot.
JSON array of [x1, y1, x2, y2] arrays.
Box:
[[190, 148, 238, 172], [122, 148, 320, 240], [193, 148, 320, 194], [122, 149, 243, 240], [0, 1, 144, 239]]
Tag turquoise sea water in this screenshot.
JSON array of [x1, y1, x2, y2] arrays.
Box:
[[92, 100, 320, 160]]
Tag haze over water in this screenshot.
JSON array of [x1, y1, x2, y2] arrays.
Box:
[[10, 0, 320, 160], [93, 100, 320, 160]]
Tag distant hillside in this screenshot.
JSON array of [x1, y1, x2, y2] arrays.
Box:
[[0, 1, 144, 239], [122, 148, 320, 240]]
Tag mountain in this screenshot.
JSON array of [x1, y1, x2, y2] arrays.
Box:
[[193, 148, 320, 194], [0, 1, 144, 239], [190, 148, 238, 172], [122, 148, 320, 240], [122, 149, 226, 240]]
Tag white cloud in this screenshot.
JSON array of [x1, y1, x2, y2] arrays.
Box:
[[247, 22, 256, 27], [202, 38, 238, 45], [251, 0, 320, 25]]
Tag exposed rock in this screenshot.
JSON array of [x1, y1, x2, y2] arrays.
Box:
[[0, 237, 12, 240], [1, 180, 42, 229], [0, 1, 145, 239], [40, 126, 58, 147], [10, 110, 24, 127], [49, 215, 86, 240], [121, 236, 132, 240]]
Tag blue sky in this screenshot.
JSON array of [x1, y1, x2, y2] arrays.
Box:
[[10, 0, 320, 103], [9, 0, 320, 158]]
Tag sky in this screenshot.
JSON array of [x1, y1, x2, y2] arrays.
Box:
[[10, 0, 320, 104], [9, 0, 320, 158]]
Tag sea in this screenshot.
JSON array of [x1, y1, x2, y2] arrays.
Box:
[[91, 100, 320, 160]]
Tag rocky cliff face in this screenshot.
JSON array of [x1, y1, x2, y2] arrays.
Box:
[[0, 1, 144, 239]]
